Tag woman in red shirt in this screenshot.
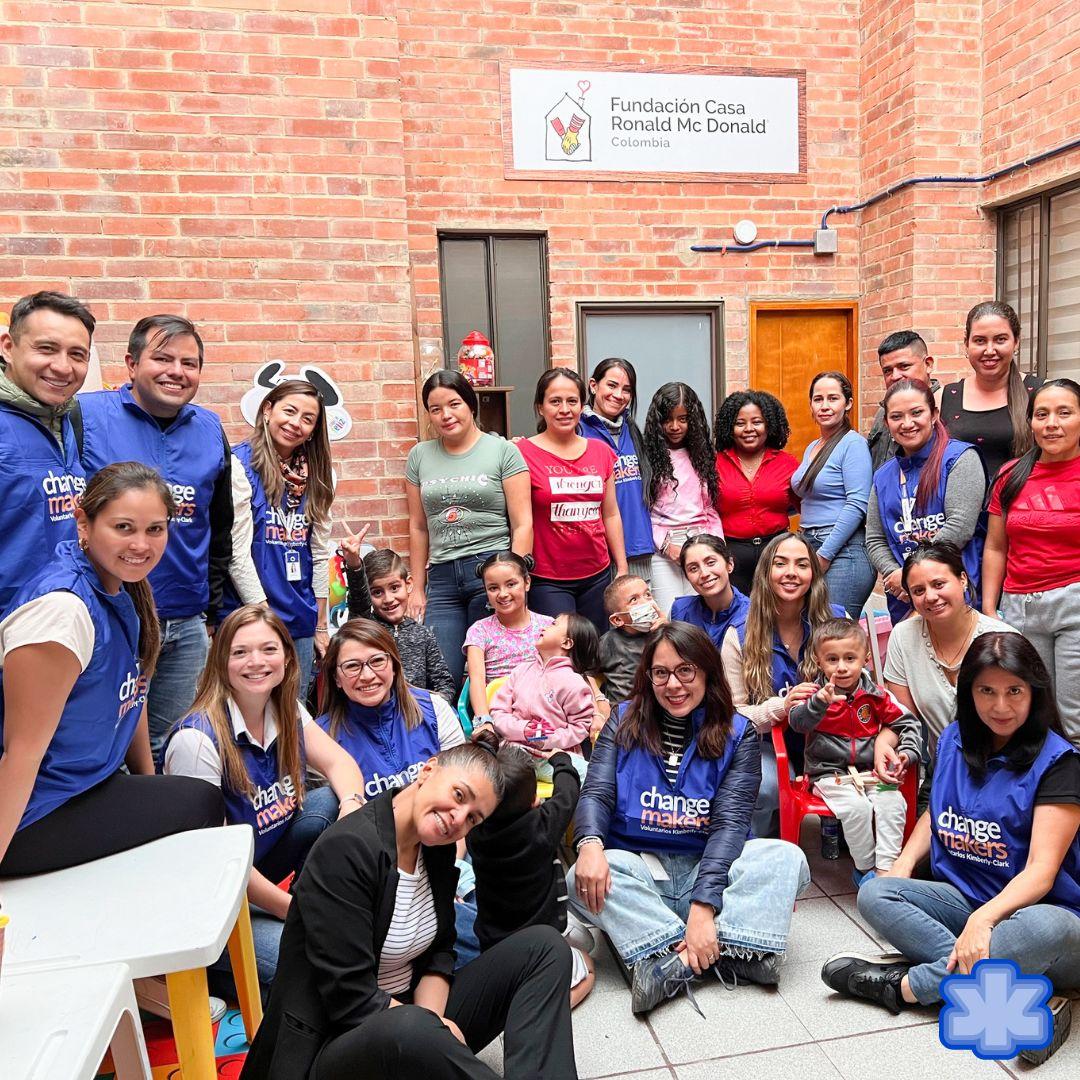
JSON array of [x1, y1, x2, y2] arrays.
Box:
[[983, 378, 1080, 748], [519, 368, 628, 635], [713, 390, 799, 594]]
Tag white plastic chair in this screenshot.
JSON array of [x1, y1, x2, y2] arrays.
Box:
[[1, 825, 261, 1080], [0, 962, 151, 1080]]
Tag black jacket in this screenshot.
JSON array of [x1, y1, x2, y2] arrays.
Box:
[[240, 791, 459, 1080], [466, 751, 580, 950]]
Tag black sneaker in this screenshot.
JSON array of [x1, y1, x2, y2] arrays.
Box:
[[821, 952, 912, 1015], [631, 951, 705, 1018], [1019, 995, 1072, 1066], [713, 951, 782, 988]]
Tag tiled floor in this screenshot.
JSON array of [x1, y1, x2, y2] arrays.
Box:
[[478, 820, 1080, 1079]]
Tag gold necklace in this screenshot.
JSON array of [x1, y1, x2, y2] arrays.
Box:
[[739, 452, 765, 480], [927, 609, 977, 670]]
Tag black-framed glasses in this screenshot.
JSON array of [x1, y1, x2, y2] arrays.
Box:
[[647, 662, 699, 686], [337, 653, 391, 679]]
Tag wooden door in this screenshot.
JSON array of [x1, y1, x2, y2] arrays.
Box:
[[749, 302, 858, 462]]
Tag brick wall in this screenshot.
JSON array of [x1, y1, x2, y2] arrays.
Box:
[[0, 0, 416, 546], [2, 0, 1078, 542]]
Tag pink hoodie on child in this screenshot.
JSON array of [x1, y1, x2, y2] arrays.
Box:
[[489, 654, 593, 753]]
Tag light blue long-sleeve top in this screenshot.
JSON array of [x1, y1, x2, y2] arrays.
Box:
[[790, 428, 872, 561]]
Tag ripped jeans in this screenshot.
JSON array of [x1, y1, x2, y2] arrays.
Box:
[[566, 839, 811, 966]]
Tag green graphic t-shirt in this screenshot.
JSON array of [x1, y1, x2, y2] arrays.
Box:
[[406, 432, 528, 563]]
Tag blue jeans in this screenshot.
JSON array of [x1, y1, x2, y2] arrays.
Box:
[[294, 635, 315, 706], [752, 735, 794, 839], [566, 840, 810, 965], [148, 614, 210, 762], [425, 551, 499, 689], [803, 526, 876, 620], [858, 876, 1080, 1004], [529, 566, 612, 638], [210, 785, 339, 1001]]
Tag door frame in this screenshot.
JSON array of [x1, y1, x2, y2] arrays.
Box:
[[748, 300, 860, 425], [574, 300, 726, 416]]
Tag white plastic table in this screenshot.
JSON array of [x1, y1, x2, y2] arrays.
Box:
[[0, 825, 262, 1080], [0, 962, 151, 1080]]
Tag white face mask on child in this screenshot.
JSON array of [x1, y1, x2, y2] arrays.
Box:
[[626, 600, 662, 632]]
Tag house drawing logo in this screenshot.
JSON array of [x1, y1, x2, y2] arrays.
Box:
[[545, 80, 592, 162]]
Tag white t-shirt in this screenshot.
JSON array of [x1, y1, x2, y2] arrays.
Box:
[[882, 611, 1018, 751], [432, 693, 467, 751], [376, 849, 439, 996], [0, 592, 95, 671], [163, 698, 313, 786]]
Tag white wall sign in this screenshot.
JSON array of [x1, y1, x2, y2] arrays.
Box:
[[502, 63, 805, 183]]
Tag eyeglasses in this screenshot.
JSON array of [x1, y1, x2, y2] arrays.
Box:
[[647, 662, 699, 686], [337, 653, 391, 679]]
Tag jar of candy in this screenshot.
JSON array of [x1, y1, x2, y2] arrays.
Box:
[[456, 330, 495, 387]]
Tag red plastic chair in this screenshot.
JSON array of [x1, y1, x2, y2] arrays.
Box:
[[771, 720, 919, 847]]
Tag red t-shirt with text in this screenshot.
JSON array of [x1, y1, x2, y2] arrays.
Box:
[[988, 455, 1080, 593], [519, 437, 616, 580]]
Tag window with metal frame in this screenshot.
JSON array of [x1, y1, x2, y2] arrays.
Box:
[[997, 178, 1080, 380], [438, 232, 551, 438]]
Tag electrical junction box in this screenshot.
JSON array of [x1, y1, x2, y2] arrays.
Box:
[[814, 229, 838, 255]]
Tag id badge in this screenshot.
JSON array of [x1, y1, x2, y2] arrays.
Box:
[[284, 549, 302, 582]]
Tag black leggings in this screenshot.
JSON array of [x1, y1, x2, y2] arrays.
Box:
[[0, 772, 224, 876], [529, 566, 612, 638], [312, 925, 578, 1080]]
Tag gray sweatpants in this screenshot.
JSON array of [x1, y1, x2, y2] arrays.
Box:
[[814, 778, 907, 873], [1001, 581, 1080, 749]]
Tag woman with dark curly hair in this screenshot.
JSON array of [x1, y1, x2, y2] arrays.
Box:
[[713, 390, 799, 594], [642, 383, 722, 615]]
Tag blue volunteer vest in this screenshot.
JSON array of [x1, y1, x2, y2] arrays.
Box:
[[166, 709, 306, 864], [670, 588, 750, 649], [606, 702, 751, 857], [0, 540, 146, 830], [873, 436, 985, 622], [0, 403, 85, 614], [221, 442, 316, 638], [930, 723, 1080, 917], [579, 410, 653, 559], [78, 385, 227, 619], [316, 687, 442, 800]]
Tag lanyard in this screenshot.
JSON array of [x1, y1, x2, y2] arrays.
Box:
[[898, 466, 918, 535]]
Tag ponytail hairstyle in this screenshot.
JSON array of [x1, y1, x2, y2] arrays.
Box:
[[320, 618, 421, 738], [796, 371, 854, 495], [248, 380, 333, 529], [184, 605, 305, 806], [882, 378, 949, 514], [617, 622, 736, 759], [587, 357, 639, 418], [742, 532, 832, 702], [642, 381, 719, 507], [964, 301, 1032, 459], [678, 532, 733, 573], [563, 611, 600, 677], [996, 378, 1080, 517], [438, 724, 522, 804], [77, 461, 174, 679], [476, 549, 531, 584], [533, 366, 587, 433]]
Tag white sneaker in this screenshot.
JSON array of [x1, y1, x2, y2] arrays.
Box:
[[135, 974, 228, 1024], [564, 913, 597, 954]]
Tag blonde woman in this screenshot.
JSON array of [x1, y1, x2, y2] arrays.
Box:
[[163, 604, 365, 999], [720, 532, 844, 837], [224, 380, 335, 701]]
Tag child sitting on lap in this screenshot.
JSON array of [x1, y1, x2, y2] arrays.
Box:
[[599, 574, 665, 708], [788, 617, 922, 887], [466, 745, 595, 1007], [488, 613, 599, 781]]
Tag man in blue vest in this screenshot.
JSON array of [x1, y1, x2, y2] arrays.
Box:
[[77, 315, 235, 759], [0, 291, 93, 612]]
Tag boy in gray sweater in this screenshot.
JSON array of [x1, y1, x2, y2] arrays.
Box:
[[598, 574, 665, 706]]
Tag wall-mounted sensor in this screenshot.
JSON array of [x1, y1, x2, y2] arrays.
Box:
[[733, 219, 758, 245]]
